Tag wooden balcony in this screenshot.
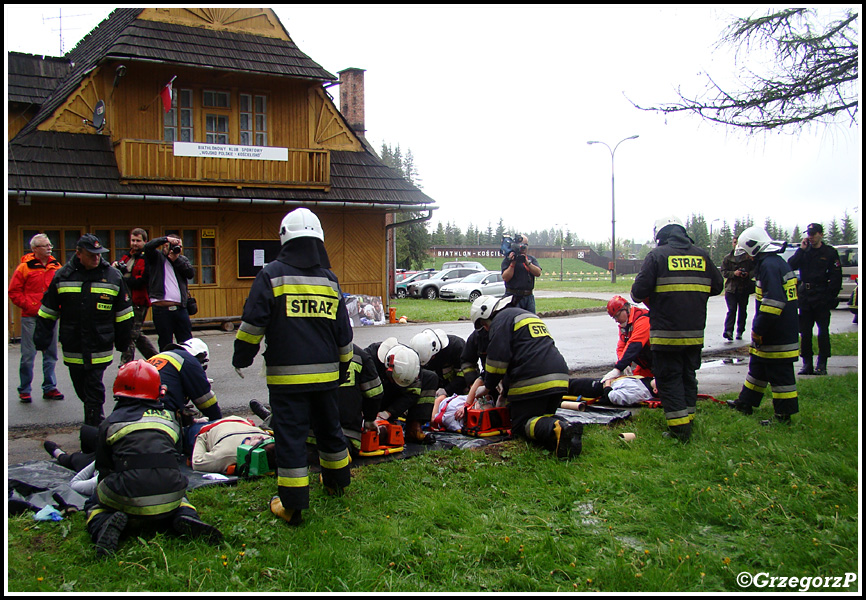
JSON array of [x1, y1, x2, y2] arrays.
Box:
[[113, 139, 330, 190]]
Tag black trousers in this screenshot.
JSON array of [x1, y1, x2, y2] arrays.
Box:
[[652, 347, 702, 430], [736, 357, 798, 416], [85, 495, 200, 543], [151, 305, 192, 351], [798, 300, 832, 361], [68, 365, 108, 426], [724, 291, 750, 336], [270, 387, 350, 511], [507, 393, 570, 453]]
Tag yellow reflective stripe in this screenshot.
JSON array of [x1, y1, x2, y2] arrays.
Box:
[[97, 484, 184, 516], [527, 416, 543, 439], [744, 379, 766, 393], [772, 390, 798, 399], [107, 422, 181, 445], [667, 416, 691, 427], [91, 286, 119, 296], [750, 348, 801, 360], [759, 304, 783, 315], [116, 307, 134, 322], [267, 372, 340, 386], [651, 337, 704, 346], [236, 329, 263, 344], [38, 306, 59, 320], [197, 392, 218, 410], [654, 284, 712, 293], [364, 383, 384, 398], [85, 507, 108, 524], [92, 354, 114, 365], [319, 454, 350, 470], [150, 352, 183, 371], [57, 283, 83, 292], [64, 356, 85, 364], [272, 283, 339, 298], [278, 475, 310, 488], [509, 379, 568, 396]]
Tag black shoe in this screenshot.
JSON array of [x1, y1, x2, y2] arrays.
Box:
[[43, 440, 62, 458], [798, 363, 814, 375], [774, 414, 792, 424], [726, 400, 753, 415], [735, 332, 743, 340], [249, 399, 271, 421], [814, 362, 828, 376], [173, 514, 223, 543], [723, 331, 733, 341], [554, 422, 583, 459], [95, 512, 128, 558]]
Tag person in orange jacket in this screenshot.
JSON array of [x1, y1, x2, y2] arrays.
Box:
[[601, 295, 653, 383], [8, 233, 63, 403]]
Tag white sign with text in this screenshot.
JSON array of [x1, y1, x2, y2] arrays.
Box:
[[173, 142, 288, 161]]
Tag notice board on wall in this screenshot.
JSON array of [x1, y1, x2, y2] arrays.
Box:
[[237, 239, 282, 279]]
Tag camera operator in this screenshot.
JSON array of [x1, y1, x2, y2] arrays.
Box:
[[501, 234, 542, 313], [113, 228, 158, 364], [145, 234, 195, 351], [720, 236, 755, 341]]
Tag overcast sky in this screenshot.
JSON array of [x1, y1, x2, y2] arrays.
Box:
[[5, 5, 861, 244]]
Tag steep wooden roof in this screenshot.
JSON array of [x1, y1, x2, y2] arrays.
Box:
[[7, 52, 72, 106], [8, 131, 435, 207], [18, 8, 336, 138]]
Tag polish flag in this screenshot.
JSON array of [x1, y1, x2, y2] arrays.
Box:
[[160, 76, 177, 113]]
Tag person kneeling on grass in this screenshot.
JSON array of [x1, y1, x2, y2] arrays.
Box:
[[84, 360, 222, 558]]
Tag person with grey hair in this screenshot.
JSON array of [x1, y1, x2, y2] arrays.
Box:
[[8, 233, 63, 403]]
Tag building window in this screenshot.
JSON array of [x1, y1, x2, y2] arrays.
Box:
[[164, 228, 217, 285], [203, 90, 230, 109], [164, 89, 193, 142], [240, 94, 268, 146], [205, 114, 230, 144]]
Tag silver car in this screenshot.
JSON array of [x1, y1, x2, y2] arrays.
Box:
[[407, 267, 483, 299], [439, 271, 505, 302]]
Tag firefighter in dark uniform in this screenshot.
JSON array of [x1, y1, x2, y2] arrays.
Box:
[[232, 208, 353, 526], [85, 360, 222, 557], [35, 234, 134, 427], [366, 339, 438, 444], [787, 222, 843, 375], [471, 295, 582, 459], [147, 337, 221, 425], [631, 217, 724, 442], [410, 328, 469, 396], [337, 344, 385, 452], [727, 227, 801, 421]]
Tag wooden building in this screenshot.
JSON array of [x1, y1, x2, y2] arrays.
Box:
[[7, 8, 436, 338]]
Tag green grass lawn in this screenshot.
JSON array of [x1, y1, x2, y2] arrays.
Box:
[[8, 366, 858, 592], [392, 297, 606, 323]]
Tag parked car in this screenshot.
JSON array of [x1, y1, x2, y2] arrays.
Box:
[[439, 271, 505, 302], [395, 270, 436, 298], [395, 270, 418, 283], [408, 267, 484, 299], [442, 260, 485, 271], [781, 242, 858, 304]]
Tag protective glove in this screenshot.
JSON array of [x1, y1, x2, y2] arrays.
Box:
[[234, 367, 245, 379], [602, 368, 623, 383], [376, 411, 391, 421], [363, 420, 378, 432]]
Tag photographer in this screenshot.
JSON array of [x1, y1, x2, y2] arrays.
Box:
[[501, 234, 542, 313], [145, 234, 195, 351], [720, 236, 755, 341], [113, 228, 158, 364]]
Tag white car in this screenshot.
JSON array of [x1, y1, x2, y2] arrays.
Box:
[[439, 271, 505, 302]]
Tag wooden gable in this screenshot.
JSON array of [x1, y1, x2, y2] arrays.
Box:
[[309, 87, 364, 152], [138, 8, 289, 41]]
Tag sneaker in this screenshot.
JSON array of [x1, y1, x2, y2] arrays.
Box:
[[172, 514, 223, 543], [249, 399, 271, 421], [19, 392, 32, 403], [43, 440, 62, 459], [722, 331, 733, 341], [269, 496, 303, 526], [735, 332, 744, 340], [726, 400, 753, 415], [95, 512, 128, 557], [554, 421, 583, 459], [43, 389, 65, 401]]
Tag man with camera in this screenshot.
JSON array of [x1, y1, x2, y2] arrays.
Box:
[[113, 228, 158, 364], [501, 234, 542, 313], [720, 236, 755, 341], [145, 234, 195, 351]]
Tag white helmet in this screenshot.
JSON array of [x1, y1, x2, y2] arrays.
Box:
[[470, 295, 513, 329], [409, 328, 449, 366], [279, 207, 324, 244], [384, 344, 421, 387], [735, 225, 782, 257], [180, 338, 209, 365], [653, 216, 685, 240]]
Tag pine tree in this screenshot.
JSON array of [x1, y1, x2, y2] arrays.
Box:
[[840, 211, 857, 244], [826, 219, 841, 245]]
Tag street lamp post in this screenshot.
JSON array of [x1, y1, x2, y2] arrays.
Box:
[[587, 135, 639, 284]]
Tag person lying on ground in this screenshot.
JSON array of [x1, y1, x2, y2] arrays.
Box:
[[568, 375, 658, 407]]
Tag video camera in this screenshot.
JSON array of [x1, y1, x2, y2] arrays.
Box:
[[500, 234, 528, 257]]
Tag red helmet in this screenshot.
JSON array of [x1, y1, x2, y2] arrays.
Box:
[[113, 360, 161, 401], [607, 295, 629, 318]]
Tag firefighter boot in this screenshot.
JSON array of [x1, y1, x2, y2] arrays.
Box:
[[552, 420, 583, 459], [814, 357, 828, 376], [173, 514, 224, 543], [94, 511, 128, 558], [797, 359, 814, 375], [270, 496, 303, 526], [726, 400, 753, 415], [664, 422, 692, 443]]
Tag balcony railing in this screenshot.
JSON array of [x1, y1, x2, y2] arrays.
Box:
[[114, 139, 330, 189]]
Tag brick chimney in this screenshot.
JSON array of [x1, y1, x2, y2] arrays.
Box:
[[338, 68, 366, 136]]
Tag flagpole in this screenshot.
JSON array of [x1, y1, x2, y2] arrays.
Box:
[[140, 76, 177, 111]]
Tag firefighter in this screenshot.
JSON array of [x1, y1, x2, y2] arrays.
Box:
[[727, 227, 801, 422], [409, 328, 469, 396], [85, 360, 222, 557], [631, 217, 724, 442], [471, 295, 582, 459], [602, 295, 653, 383], [232, 208, 353, 526], [147, 337, 221, 428], [366, 338, 438, 444]]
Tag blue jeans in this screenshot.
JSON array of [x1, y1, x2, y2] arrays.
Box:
[[18, 316, 58, 395], [512, 294, 536, 314]]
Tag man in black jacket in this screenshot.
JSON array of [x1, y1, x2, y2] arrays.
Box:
[[720, 237, 755, 340], [787, 223, 842, 375], [35, 234, 133, 426], [145, 234, 195, 351], [631, 217, 724, 442]]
